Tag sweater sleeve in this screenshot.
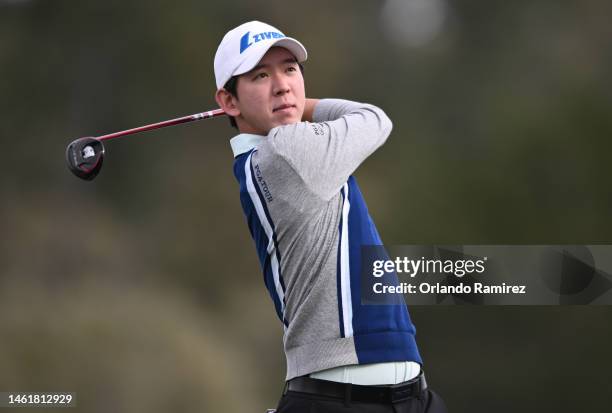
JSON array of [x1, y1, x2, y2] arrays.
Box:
[[266, 99, 392, 201]]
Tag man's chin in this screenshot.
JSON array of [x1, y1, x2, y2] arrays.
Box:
[[272, 113, 302, 127]]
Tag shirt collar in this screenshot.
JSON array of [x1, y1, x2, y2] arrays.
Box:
[[230, 133, 265, 157]]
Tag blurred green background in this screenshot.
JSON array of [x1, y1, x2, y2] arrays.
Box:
[[1, 0, 611, 411]]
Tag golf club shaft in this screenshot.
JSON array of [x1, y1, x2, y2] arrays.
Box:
[[96, 108, 226, 142]]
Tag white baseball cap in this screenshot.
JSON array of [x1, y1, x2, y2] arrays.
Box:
[[214, 21, 308, 90]]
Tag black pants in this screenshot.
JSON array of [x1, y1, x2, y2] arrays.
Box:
[[275, 388, 448, 412]]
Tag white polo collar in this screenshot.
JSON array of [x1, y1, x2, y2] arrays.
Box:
[[230, 133, 265, 157]]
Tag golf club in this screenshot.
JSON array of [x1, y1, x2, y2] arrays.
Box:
[[66, 108, 226, 180]]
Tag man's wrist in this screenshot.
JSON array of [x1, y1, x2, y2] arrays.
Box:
[[302, 98, 320, 122]]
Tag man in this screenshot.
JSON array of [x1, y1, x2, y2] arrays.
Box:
[[214, 21, 447, 412]]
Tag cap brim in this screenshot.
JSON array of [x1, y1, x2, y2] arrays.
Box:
[[233, 36, 308, 78]]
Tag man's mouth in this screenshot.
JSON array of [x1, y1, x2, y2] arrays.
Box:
[[273, 104, 295, 112]]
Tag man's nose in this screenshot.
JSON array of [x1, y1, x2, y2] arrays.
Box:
[[272, 74, 291, 96]]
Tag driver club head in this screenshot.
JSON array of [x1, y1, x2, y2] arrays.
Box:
[[66, 137, 105, 181]]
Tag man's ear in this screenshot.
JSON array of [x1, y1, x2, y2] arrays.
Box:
[[215, 89, 240, 117]]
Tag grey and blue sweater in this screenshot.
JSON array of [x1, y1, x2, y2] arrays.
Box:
[[230, 99, 422, 380]]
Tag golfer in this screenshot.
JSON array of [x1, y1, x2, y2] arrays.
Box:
[[214, 21, 447, 413]]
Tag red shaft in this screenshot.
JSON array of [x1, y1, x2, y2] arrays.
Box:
[[96, 108, 226, 141]]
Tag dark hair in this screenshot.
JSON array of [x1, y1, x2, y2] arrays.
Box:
[[222, 62, 305, 130]]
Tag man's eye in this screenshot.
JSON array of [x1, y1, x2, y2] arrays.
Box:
[[254, 72, 268, 80], [287, 66, 297, 72]]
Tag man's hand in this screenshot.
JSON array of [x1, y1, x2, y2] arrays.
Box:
[[302, 98, 320, 122]]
